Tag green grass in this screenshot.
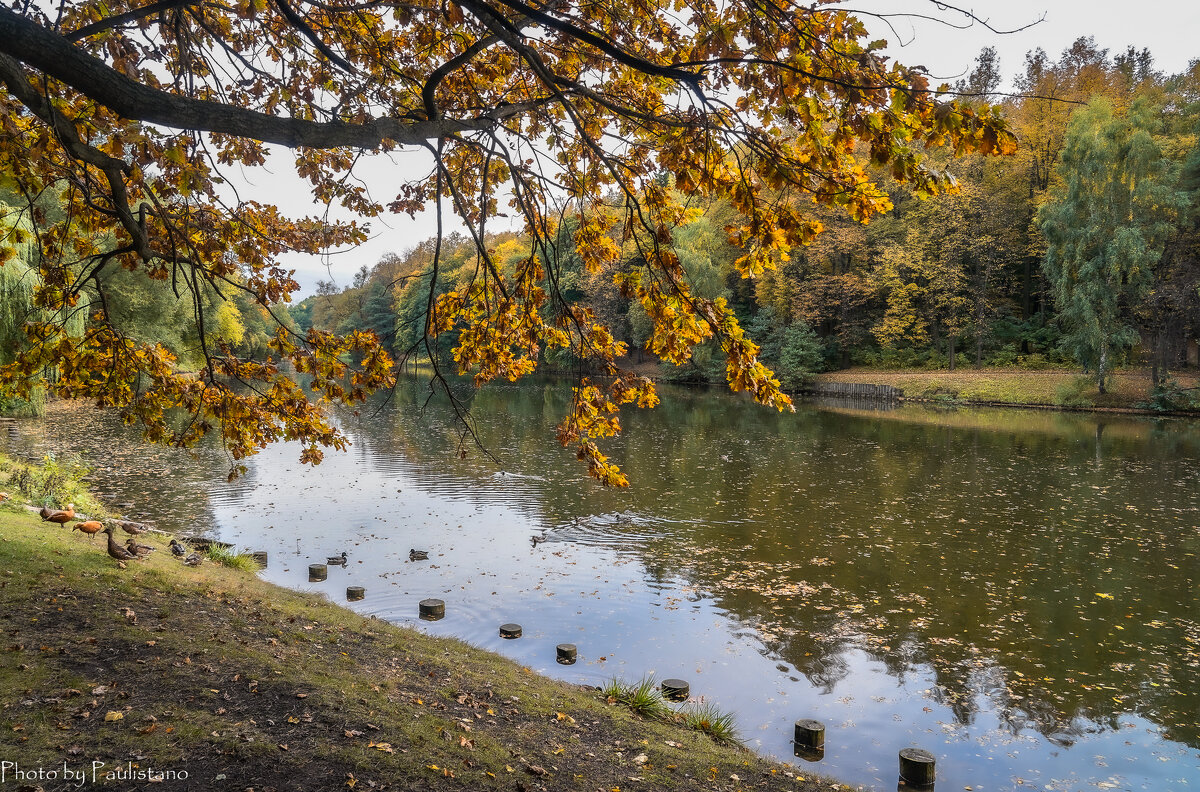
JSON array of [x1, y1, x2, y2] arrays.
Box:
[[600, 676, 743, 745], [601, 675, 673, 720], [812, 366, 1200, 410], [681, 702, 741, 745], [201, 543, 263, 571]]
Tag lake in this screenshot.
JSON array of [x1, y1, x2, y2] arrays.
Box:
[[5, 377, 1199, 792]]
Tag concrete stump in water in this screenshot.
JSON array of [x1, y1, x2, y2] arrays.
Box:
[[346, 586, 365, 601], [250, 551, 268, 568], [661, 679, 689, 701], [419, 599, 445, 620], [308, 564, 327, 581], [898, 748, 935, 788], [556, 643, 577, 664], [499, 623, 522, 639], [794, 719, 825, 748]]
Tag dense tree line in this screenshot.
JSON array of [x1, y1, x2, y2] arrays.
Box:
[[300, 39, 1200, 396]]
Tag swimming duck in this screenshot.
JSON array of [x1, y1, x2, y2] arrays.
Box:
[[327, 551, 348, 566], [408, 549, 429, 561]]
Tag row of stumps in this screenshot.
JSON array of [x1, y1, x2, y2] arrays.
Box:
[[305, 581, 940, 788], [307, 564, 366, 600], [794, 719, 936, 789]]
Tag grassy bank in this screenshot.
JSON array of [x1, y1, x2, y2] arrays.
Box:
[[0, 502, 846, 792], [811, 367, 1200, 411]]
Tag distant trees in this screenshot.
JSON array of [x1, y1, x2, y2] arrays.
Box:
[[298, 41, 1200, 400], [1041, 98, 1188, 392]]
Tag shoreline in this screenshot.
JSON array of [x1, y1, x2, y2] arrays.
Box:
[[0, 498, 853, 792]]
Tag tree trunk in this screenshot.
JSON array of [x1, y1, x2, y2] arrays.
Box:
[[1151, 331, 1160, 387], [1022, 256, 1032, 320], [975, 334, 984, 368], [1157, 329, 1168, 384], [948, 335, 956, 371], [1097, 344, 1108, 395]]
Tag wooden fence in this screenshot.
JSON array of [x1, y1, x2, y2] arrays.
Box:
[[798, 382, 902, 402]]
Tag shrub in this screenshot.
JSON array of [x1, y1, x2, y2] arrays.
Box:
[[1138, 379, 1200, 412], [3, 453, 107, 516], [986, 347, 1019, 366]]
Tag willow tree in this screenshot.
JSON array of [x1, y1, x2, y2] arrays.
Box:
[[1040, 97, 1183, 393], [0, 0, 1014, 483]]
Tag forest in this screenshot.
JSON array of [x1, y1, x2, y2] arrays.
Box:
[[293, 39, 1200, 400]]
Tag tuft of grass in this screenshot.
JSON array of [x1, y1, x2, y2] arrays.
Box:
[[601, 676, 672, 720], [680, 702, 741, 745], [202, 543, 263, 571]]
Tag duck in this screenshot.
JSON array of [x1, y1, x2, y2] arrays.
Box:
[[42, 504, 75, 525], [169, 539, 187, 557], [327, 551, 348, 566], [72, 520, 104, 542], [183, 552, 202, 566], [125, 538, 154, 556], [118, 521, 147, 536], [408, 549, 429, 561], [102, 527, 136, 566]]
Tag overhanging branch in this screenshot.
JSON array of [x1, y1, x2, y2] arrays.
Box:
[[0, 6, 520, 149]]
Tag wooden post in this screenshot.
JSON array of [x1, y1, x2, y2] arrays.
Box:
[[898, 748, 935, 788], [556, 644, 577, 663], [250, 551, 268, 568], [499, 623, 522, 639], [419, 599, 445, 620], [661, 679, 689, 701], [346, 586, 365, 601], [793, 719, 824, 749], [308, 564, 327, 581]]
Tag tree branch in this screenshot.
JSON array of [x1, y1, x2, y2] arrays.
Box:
[[0, 7, 527, 149], [66, 0, 199, 42]]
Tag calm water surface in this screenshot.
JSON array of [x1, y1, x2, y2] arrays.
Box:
[[6, 379, 1200, 792]]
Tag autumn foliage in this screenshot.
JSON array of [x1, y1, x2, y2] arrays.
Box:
[[0, 0, 1014, 483]]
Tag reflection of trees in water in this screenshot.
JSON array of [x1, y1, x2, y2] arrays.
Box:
[[344, 375, 1200, 747], [3, 402, 225, 534]]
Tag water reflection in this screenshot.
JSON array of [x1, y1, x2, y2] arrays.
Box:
[[3, 378, 1199, 792]]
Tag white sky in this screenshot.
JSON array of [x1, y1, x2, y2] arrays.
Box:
[[276, 1, 1200, 299]]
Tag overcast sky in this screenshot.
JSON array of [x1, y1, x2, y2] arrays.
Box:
[[277, 1, 1200, 300]]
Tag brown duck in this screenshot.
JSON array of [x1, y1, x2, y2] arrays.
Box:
[[72, 520, 104, 542], [118, 520, 148, 536], [103, 527, 136, 566], [42, 504, 75, 525], [125, 538, 154, 556]]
